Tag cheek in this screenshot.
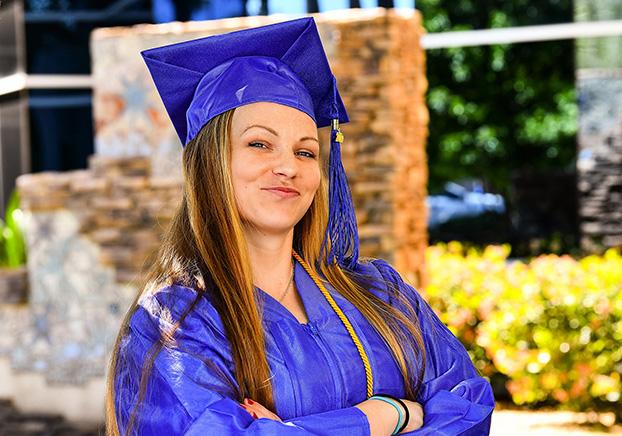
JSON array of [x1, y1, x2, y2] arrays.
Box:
[[230, 160, 254, 208], [229, 160, 243, 195], [308, 167, 321, 193], [298, 169, 320, 211], [230, 153, 258, 191]]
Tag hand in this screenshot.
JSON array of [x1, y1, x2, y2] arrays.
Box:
[[398, 399, 423, 433], [240, 398, 282, 421]]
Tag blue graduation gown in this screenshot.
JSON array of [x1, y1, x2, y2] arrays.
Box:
[[114, 258, 494, 435]]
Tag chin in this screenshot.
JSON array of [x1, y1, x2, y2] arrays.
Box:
[[241, 208, 307, 234], [258, 221, 298, 234], [247, 215, 300, 233]]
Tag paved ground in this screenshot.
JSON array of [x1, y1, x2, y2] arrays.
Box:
[[0, 399, 100, 436], [492, 409, 622, 435]]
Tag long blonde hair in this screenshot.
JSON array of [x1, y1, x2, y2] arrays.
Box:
[[105, 108, 426, 435]]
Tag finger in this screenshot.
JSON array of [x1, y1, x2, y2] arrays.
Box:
[[243, 398, 277, 415], [242, 399, 282, 421], [239, 403, 257, 418], [245, 407, 280, 420], [240, 403, 271, 420]]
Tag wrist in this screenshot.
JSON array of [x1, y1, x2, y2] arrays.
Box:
[[389, 396, 410, 434], [355, 399, 400, 436], [368, 395, 405, 435]]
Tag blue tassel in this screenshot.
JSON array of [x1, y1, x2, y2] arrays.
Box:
[[320, 120, 360, 270]]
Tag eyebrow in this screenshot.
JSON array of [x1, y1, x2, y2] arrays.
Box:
[[242, 124, 319, 143]]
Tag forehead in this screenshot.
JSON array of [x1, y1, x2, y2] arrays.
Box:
[[231, 102, 317, 134]]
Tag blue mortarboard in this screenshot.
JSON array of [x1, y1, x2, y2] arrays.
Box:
[[141, 17, 359, 269]]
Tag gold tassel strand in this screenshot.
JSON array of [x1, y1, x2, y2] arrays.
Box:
[[292, 250, 374, 398]]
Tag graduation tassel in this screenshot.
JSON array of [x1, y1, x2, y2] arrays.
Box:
[[320, 118, 360, 270]]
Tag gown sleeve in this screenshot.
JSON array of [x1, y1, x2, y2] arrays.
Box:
[[114, 284, 370, 436], [371, 259, 495, 436]]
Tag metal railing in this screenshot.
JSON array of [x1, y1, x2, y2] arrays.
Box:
[[421, 19, 622, 49]]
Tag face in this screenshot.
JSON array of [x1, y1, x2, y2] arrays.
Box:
[[230, 102, 321, 236]]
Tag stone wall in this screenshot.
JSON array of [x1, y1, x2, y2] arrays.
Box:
[[577, 70, 622, 250], [2, 8, 428, 421], [17, 156, 179, 286], [575, 1, 622, 252]]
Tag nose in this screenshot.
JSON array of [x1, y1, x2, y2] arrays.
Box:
[[272, 148, 297, 178]]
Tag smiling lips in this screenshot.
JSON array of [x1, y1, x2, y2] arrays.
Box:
[[262, 186, 300, 198]]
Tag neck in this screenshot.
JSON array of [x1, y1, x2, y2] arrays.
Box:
[[243, 225, 295, 298]]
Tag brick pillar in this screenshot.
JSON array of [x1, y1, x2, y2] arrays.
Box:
[[325, 11, 428, 286]]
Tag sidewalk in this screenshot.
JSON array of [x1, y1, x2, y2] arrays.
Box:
[[0, 399, 99, 435], [492, 409, 622, 435]]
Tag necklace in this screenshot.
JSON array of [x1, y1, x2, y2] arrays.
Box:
[[276, 258, 295, 303]]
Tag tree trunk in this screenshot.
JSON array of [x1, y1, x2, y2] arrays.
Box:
[[259, 0, 268, 15]]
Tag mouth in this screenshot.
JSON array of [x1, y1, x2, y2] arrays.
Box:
[[262, 187, 300, 198]]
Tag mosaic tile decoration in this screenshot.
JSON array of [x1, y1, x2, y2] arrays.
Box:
[[0, 210, 137, 385]]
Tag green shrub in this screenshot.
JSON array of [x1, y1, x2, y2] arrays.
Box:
[[424, 242, 622, 420], [0, 190, 27, 268]]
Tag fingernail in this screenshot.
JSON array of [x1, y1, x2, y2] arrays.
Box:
[[248, 399, 255, 405], [252, 412, 258, 419]]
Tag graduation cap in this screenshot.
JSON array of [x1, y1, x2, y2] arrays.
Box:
[[141, 17, 359, 269]]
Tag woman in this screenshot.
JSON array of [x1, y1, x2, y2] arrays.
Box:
[[106, 17, 494, 435]]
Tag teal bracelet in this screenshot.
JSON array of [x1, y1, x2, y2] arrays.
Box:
[[369, 395, 403, 435]]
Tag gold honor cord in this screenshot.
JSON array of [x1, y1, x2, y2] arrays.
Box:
[[292, 250, 374, 398]]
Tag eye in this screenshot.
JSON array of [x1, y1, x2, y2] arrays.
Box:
[[297, 150, 317, 159], [248, 142, 268, 149]]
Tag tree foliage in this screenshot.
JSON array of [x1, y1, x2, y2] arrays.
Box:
[[417, 0, 577, 195]]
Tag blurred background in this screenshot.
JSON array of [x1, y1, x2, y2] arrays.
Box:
[[0, 0, 620, 434]]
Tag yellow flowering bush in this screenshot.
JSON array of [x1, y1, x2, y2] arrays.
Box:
[[424, 242, 622, 419]]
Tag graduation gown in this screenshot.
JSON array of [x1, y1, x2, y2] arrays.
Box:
[[114, 258, 495, 435]]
